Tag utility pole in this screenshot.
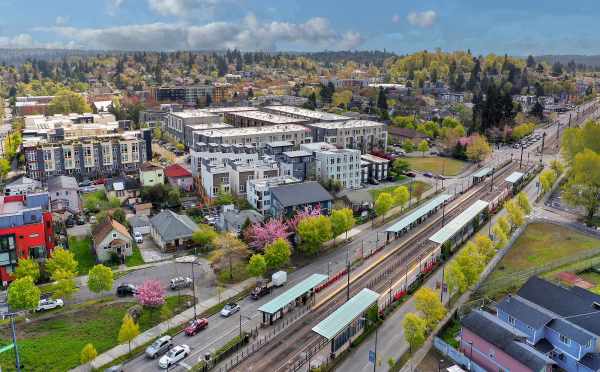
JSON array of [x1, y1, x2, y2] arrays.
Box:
[[441, 200, 446, 226], [489, 167, 494, 192], [519, 144, 524, 169], [346, 245, 351, 302], [440, 264, 445, 303], [540, 132, 546, 166], [191, 249, 197, 319]]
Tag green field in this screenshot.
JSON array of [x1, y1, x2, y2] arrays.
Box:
[[69, 236, 96, 275], [368, 181, 431, 207], [404, 157, 468, 176], [0, 296, 192, 372], [126, 246, 145, 267], [482, 223, 600, 296]]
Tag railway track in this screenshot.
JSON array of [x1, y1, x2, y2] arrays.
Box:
[[230, 162, 522, 372]]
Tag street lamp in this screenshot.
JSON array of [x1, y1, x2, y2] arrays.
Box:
[[438, 359, 445, 372]]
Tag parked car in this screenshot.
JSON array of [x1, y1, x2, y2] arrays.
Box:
[[65, 217, 75, 228], [116, 284, 137, 297], [271, 271, 287, 287], [251, 280, 273, 300], [405, 172, 417, 178], [184, 318, 208, 336], [169, 277, 193, 290], [76, 214, 86, 225], [158, 344, 190, 369], [78, 179, 92, 187], [104, 365, 124, 372], [134, 231, 143, 244], [89, 215, 97, 224], [220, 303, 240, 317], [423, 172, 434, 178], [145, 335, 173, 359], [35, 298, 64, 312]]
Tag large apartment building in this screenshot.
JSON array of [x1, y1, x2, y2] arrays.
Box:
[[223, 110, 309, 128], [301, 143, 361, 189], [263, 105, 349, 122], [190, 143, 259, 177], [164, 110, 224, 147], [303, 120, 388, 152], [199, 158, 279, 198], [246, 175, 300, 215], [23, 134, 148, 181], [193, 124, 312, 148], [151, 85, 213, 105]]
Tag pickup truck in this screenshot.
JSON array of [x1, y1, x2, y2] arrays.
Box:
[[251, 280, 273, 299]]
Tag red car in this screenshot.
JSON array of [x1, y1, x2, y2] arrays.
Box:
[[184, 318, 208, 336]]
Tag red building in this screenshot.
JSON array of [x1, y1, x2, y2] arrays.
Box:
[[0, 193, 55, 284]]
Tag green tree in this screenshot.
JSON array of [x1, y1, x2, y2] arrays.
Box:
[[454, 243, 484, 286], [466, 134, 492, 163], [330, 208, 355, 242], [492, 224, 508, 249], [7, 277, 41, 311], [47, 89, 91, 114], [118, 314, 140, 354], [46, 247, 78, 276], [80, 343, 97, 364], [497, 216, 511, 236], [402, 141, 415, 153], [403, 313, 427, 351], [247, 254, 267, 278], [414, 287, 447, 330], [413, 182, 427, 201], [445, 260, 467, 296], [391, 158, 410, 175], [516, 192, 532, 215], [296, 215, 333, 256], [210, 233, 249, 279], [192, 224, 218, 249], [0, 159, 10, 181], [473, 234, 495, 260], [264, 238, 291, 270], [505, 199, 525, 228], [51, 269, 78, 299], [13, 258, 40, 282], [87, 264, 114, 294], [153, 127, 162, 140], [374, 192, 394, 222], [539, 168, 557, 195], [562, 149, 600, 220], [550, 159, 565, 176], [393, 186, 410, 210], [215, 190, 235, 206], [332, 90, 353, 109], [417, 140, 429, 156]]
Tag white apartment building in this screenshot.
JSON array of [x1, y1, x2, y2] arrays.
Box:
[[164, 110, 221, 146], [263, 105, 349, 122], [189, 143, 259, 177], [200, 158, 280, 199], [193, 124, 312, 148], [246, 175, 300, 215], [303, 120, 388, 152], [300, 143, 362, 190]]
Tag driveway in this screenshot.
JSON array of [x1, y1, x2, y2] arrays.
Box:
[[138, 236, 172, 263], [67, 223, 91, 238]]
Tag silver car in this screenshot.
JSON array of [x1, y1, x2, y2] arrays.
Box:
[[145, 335, 173, 359]]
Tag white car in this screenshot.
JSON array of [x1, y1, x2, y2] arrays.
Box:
[[36, 298, 64, 312], [134, 231, 143, 244], [220, 303, 241, 317], [158, 344, 190, 369]]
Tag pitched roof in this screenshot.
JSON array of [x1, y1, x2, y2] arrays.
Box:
[[128, 215, 150, 228], [150, 210, 198, 242], [164, 164, 192, 178], [47, 175, 78, 191], [92, 217, 132, 246], [387, 126, 428, 139], [140, 162, 163, 172], [270, 182, 333, 208], [517, 277, 600, 337], [462, 310, 554, 371], [497, 294, 555, 329]]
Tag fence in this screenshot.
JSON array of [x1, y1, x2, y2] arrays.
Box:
[[433, 337, 487, 372]]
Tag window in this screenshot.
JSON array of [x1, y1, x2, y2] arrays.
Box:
[[29, 246, 46, 260], [0, 235, 17, 273], [585, 339, 593, 348], [508, 316, 516, 326], [560, 334, 571, 345]]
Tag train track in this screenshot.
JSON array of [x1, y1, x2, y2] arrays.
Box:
[[230, 163, 522, 372]]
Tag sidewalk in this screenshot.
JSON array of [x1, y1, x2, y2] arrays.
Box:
[[72, 278, 255, 371]]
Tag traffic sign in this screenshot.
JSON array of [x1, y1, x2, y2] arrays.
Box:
[[368, 350, 375, 363]]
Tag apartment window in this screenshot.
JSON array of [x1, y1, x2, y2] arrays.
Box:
[[508, 315, 516, 326], [0, 235, 17, 273], [559, 334, 571, 345], [586, 339, 593, 348]]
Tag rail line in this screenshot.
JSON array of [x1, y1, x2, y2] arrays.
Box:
[[229, 162, 521, 372]]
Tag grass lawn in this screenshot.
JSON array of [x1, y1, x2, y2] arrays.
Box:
[[0, 295, 192, 372], [68, 236, 96, 275], [217, 262, 251, 284], [404, 156, 468, 176], [368, 181, 431, 207], [125, 245, 145, 267], [483, 223, 600, 296]]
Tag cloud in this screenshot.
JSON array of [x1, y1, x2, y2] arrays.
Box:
[[147, 0, 223, 17], [407, 10, 437, 28], [392, 14, 401, 23], [107, 0, 125, 15], [55, 16, 69, 26], [42, 15, 364, 51], [0, 33, 71, 49]]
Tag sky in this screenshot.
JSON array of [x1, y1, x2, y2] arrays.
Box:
[[1, 0, 600, 55]]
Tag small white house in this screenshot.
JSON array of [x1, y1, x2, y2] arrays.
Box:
[[128, 215, 151, 236], [92, 218, 133, 263]]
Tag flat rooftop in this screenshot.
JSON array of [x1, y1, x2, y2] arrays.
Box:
[[361, 154, 390, 163], [429, 200, 489, 245], [258, 274, 327, 315], [197, 124, 310, 138], [283, 150, 312, 158], [170, 110, 219, 119], [386, 194, 451, 233], [204, 107, 257, 114], [227, 110, 308, 124], [265, 105, 349, 121], [307, 119, 385, 129]]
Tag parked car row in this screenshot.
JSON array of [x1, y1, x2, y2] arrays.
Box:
[[512, 133, 543, 149]]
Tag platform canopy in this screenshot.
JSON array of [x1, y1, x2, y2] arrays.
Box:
[[258, 274, 327, 315], [472, 167, 492, 178], [312, 288, 379, 340], [505, 172, 524, 184], [429, 200, 489, 245], [386, 194, 452, 233]]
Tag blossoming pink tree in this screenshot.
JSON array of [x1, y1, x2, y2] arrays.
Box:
[[135, 279, 165, 309], [286, 205, 322, 233], [245, 219, 289, 251]]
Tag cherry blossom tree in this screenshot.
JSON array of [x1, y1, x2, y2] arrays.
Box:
[[135, 279, 165, 309], [244, 219, 290, 251], [286, 205, 322, 233]]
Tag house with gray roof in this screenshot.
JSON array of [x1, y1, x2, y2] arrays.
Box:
[[47, 175, 80, 213], [219, 209, 263, 235], [270, 181, 332, 217], [150, 210, 199, 252]]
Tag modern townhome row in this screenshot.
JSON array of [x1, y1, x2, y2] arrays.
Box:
[[461, 277, 600, 372]]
